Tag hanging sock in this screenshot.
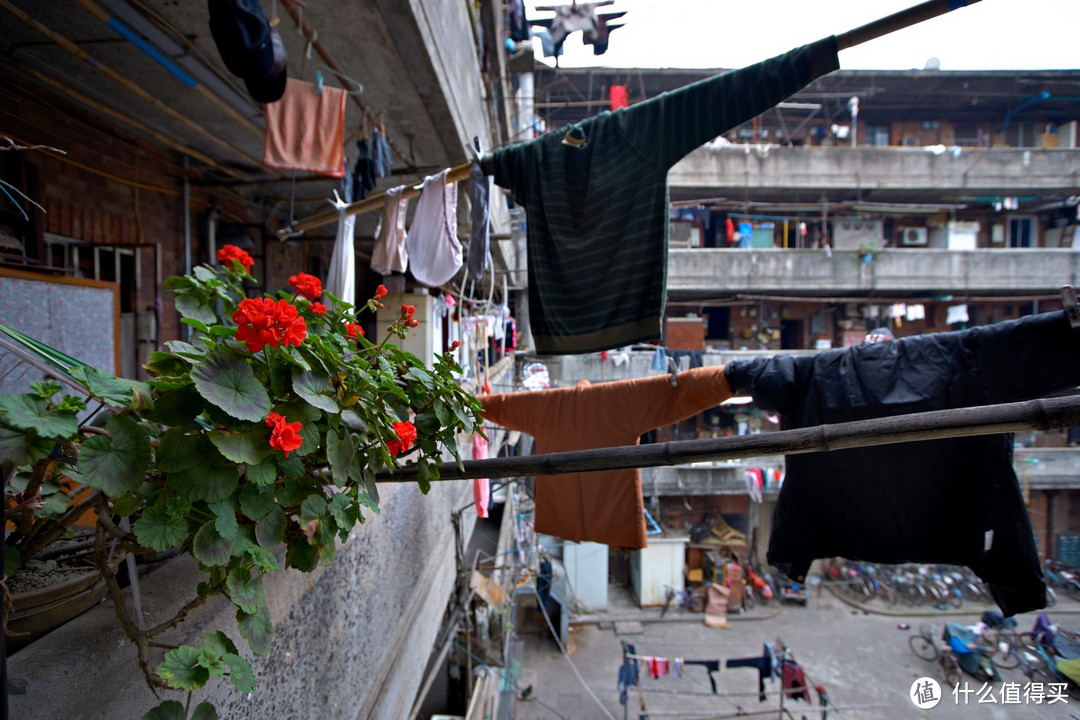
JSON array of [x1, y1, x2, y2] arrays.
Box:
[[405, 169, 462, 287], [371, 186, 409, 276]]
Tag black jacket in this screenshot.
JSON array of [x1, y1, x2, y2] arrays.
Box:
[[725, 311, 1080, 616]]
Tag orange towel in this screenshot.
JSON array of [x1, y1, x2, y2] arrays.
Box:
[[263, 78, 346, 177]]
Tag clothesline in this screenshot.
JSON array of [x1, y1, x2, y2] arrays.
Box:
[[278, 0, 981, 240], [374, 393, 1080, 482]]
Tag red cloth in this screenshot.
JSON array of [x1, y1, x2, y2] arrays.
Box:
[[609, 84, 629, 110], [472, 433, 490, 519], [480, 366, 733, 548], [263, 78, 346, 177]]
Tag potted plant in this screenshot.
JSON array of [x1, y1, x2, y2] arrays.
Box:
[[856, 242, 880, 264], [1, 246, 482, 719]]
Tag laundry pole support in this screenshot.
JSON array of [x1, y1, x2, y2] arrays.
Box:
[[375, 394, 1080, 483]]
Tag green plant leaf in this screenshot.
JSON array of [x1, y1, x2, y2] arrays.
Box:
[[227, 567, 265, 614], [175, 295, 218, 325], [156, 429, 204, 472], [224, 653, 256, 694], [193, 265, 216, 283], [0, 394, 78, 438], [236, 604, 273, 656], [78, 415, 152, 495], [164, 340, 207, 360], [286, 540, 318, 572], [191, 349, 271, 422], [299, 494, 328, 525], [168, 456, 239, 504], [28, 379, 62, 399], [245, 544, 279, 573], [209, 499, 239, 540], [274, 453, 305, 479], [0, 425, 52, 465], [111, 492, 143, 517], [204, 630, 238, 657], [292, 369, 339, 414], [326, 429, 355, 485], [70, 366, 152, 410], [238, 483, 276, 521], [209, 427, 271, 465], [142, 385, 204, 426], [193, 520, 235, 567], [244, 461, 277, 487], [340, 408, 367, 431], [142, 700, 186, 720], [158, 645, 210, 690], [190, 703, 218, 720], [133, 503, 188, 551], [197, 647, 225, 676], [295, 423, 321, 458], [327, 492, 357, 531], [4, 545, 21, 579], [181, 317, 210, 334], [255, 505, 286, 549]]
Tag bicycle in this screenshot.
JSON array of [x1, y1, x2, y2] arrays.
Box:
[[660, 584, 705, 617], [908, 623, 962, 687]]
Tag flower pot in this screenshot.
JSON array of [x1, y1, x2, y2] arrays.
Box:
[[7, 567, 106, 653]]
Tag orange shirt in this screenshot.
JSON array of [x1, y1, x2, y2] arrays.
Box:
[[480, 365, 732, 548]]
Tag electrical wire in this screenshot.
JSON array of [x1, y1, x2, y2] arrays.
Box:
[[531, 585, 617, 720]]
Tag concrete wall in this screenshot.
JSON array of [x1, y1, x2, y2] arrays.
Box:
[[8, 480, 475, 720], [669, 145, 1080, 195], [667, 247, 1080, 294]]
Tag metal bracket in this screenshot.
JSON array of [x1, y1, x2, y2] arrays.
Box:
[[1063, 286, 1080, 328]]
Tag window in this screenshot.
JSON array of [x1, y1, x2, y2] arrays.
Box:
[[866, 125, 890, 146], [954, 122, 980, 147]]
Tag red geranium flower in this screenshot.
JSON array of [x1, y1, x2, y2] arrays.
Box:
[[288, 272, 323, 301], [386, 420, 417, 457], [218, 244, 254, 273], [375, 284, 388, 299], [310, 302, 327, 315], [345, 322, 364, 340], [232, 297, 307, 353], [266, 411, 303, 457]]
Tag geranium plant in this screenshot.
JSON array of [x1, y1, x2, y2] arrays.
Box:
[[0, 246, 482, 719]]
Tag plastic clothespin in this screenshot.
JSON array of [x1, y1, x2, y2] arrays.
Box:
[[316, 69, 324, 95], [328, 188, 349, 211], [666, 355, 679, 388]]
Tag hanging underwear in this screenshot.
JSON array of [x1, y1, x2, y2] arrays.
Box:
[[405, 169, 462, 287], [371, 186, 409, 276]]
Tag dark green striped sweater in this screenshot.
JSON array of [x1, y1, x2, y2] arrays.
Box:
[[489, 37, 840, 354]]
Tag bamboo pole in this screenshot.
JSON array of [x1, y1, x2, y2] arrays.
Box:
[[0, 0, 276, 178], [835, 0, 982, 52], [72, 0, 264, 139], [375, 394, 1080, 483]]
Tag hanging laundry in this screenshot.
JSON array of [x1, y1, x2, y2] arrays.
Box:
[[724, 311, 1080, 616], [947, 304, 969, 325], [370, 186, 409, 276], [485, 39, 838, 354], [263, 78, 346, 177], [683, 659, 721, 694], [905, 303, 925, 321], [726, 649, 772, 702], [405, 169, 462, 287], [889, 303, 907, 319], [725, 217, 735, 245], [467, 160, 492, 282], [351, 138, 376, 202], [480, 366, 735, 548], [472, 433, 490, 519], [609, 85, 629, 110], [744, 468, 763, 503], [324, 193, 355, 305], [583, 10, 625, 55], [371, 128, 393, 178]]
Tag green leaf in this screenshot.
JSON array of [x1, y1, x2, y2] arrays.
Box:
[[133, 503, 188, 551], [191, 349, 271, 422], [226, 567, 265, 614], [340, 408, 367, 431], [245, 461, 277, 487], [245, 544, 279, 573], [168, 455, 239, 504], [28, 380, 63, 399], [417, 461, 431, 495], [204, 630, 239, 657], [280, 346, 311, 372], [286, 540, 318, 572], [209, 428, 271, 465], [158, 645, 210, 690], [197, 647, 225, 676], [317, 538, 337, 566], [144, 350, 189, 377], [299, 494, 328, 525], [413, 412, 439, 436], [209, 499, 239, 540], [295, 422, 320, 458], [206, 324, 235, 338], [272, 400, 321, 423], [193, 265, 217, 283], [142, 385, 204, 426], [326, 429, 355, 486], [192, 521, 234, 567], [255, 505, 286, 549], [238, 483, 276, 521], [156, 429, 204, 472], [181, 317, 210, 333], [292, 369, 339, 414], [4, 545, 22, 579], [78, 415, 152, 495], [175, 295, 218, 325], [236, 604, 273, 655], [274, 453, 304, 479], [0, 425, 52, 465], [328, 493, 357, 531], [142, 700, 186, 720], [190, 702, 219, 720], [0, 394, 78, 438], [165, 274, 195, 290], [69, 366, 152, 410], [164, 340, 207, 360], [111, 493, 143, 517], [406, 366, 434, 388], [224, 653, 256, 694]]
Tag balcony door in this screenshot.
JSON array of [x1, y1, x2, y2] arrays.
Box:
[[1007, 216, 1038, 248]]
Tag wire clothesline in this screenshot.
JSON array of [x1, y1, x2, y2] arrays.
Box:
[[376, 393, 1080, 483], [278, 0, 983, 240]]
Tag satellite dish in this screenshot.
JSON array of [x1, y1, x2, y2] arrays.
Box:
[[924, 57, 941, 70]]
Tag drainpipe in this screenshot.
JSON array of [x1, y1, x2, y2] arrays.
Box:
[[183, 157, 191, 339], [207, 206, 223, 265]]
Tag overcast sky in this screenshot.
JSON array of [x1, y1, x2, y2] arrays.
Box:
[[527, 0, 1079, 71]]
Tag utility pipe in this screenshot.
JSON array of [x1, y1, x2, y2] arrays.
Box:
[[375, 394, 1080, 483], [0, 0, 274, 177]]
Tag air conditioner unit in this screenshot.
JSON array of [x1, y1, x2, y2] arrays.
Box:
[[899, 227, 928, 246]]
